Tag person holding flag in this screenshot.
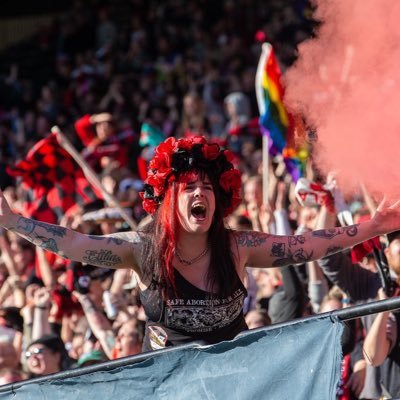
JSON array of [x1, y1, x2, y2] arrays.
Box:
[[255, 41, 309, 184], [0, 135, 400, 351]]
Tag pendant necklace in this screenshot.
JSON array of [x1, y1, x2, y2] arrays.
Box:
[[175, 245, 210, 265]]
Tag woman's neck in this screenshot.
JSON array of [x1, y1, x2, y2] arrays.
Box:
[[176, 231, 208, 257]]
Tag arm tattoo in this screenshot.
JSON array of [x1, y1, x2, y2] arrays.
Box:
[[80, 296, 113, 343], [89, 232, 141, 245], [15, 217, 67, 237], [80, 296, 97, 315], [272, 246, 314, 267], [12, 219, 69, 258], [83, 250, 122, 267], [288, 235, 305, 247], [105, 332, 116, 350], [108, 231, 142, 244], [312, 225, 359, 239], [345, 225, 359, 237], [237, 232, 268, 247], [88, 236, 104, 241], [271, 242, 286, 258], [33, 236, 60, 253], [106, 237, 123, 245], [89, 235, 124, 245], [325, 246, 344, 256]]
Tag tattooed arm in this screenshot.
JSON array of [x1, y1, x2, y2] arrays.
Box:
[[235, 216, 393, 270], [0, 192, 142, 273], [74, 292, 115, 359]]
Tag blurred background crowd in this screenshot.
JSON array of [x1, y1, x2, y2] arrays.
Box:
[[0, 1, 398, 399]]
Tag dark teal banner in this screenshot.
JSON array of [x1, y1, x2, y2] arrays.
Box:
[[0, 316, 343, 400]]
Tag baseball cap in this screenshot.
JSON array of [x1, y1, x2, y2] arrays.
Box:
[[77, 350, 106, 367]]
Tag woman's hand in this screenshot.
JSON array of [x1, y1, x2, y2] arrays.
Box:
[[90, 113, 113, 124], [371, 198, 400, 236], [33, 287, 51, 309], [7, 275, 24, 290], [0, 189, 16, 227]]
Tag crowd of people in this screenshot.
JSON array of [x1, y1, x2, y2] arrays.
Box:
[[0, 1, 399, 399]]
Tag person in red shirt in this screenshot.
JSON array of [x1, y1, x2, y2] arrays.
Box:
[[74, 112, 135, 171]]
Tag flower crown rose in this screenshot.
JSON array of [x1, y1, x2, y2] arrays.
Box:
[[140, 136, 242, 216]]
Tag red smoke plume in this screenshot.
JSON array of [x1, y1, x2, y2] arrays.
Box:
[[285, 0, 400, 198]]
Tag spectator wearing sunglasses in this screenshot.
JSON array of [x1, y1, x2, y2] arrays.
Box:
[[25, 334, 72, 378]]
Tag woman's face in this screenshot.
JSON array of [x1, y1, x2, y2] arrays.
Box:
[[26, 344, 60, 376], [176, 173, 216, 235], [225, 102, 237, 118], [96, 121, 114, 141], [183, 95, 199, 116]]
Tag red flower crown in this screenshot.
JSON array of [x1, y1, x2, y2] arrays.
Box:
[[140, 136, 242, 216]]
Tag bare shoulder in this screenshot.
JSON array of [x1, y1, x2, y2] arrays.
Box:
[[104, 231, 144, 244], [103, 231, 150, 276]]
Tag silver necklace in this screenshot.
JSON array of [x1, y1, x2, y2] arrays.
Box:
[[175, 246, 209, 265]]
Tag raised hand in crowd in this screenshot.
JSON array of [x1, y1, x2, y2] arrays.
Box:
[[33, 287, 51, 309], [31, 287, 53, 341], [72, 290, 115, 360], [363, 288, 397, 368], [89, 113, 114, 127], [6, 275, 25, 308]]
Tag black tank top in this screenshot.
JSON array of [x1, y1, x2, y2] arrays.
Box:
[[140, 268, 248, 351]]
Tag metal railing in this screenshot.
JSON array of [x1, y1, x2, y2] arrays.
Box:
[[1, 297, 399, 394]]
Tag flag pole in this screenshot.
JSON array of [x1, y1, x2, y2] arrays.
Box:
[[255, 43, 272, 205], [51, 126, 137, 230]]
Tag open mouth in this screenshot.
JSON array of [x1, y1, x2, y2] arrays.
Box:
[[191, 203, 207, 220]]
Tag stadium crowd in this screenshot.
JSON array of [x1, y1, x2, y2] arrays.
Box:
[[0, 1, 398, 399]]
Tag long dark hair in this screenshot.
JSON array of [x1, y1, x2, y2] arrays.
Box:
[[140, 171, 239, 299], [206, 172, 240, 298]]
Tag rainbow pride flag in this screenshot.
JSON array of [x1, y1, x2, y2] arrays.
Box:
[[255, 43, 305, 181]]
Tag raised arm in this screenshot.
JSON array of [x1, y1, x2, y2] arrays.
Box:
[[363, 289, 393, 366], [236, 199, 400, 269], [0, 190, 142, 274], [73, 291, 116, 359]]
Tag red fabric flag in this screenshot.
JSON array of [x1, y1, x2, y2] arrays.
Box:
[[7, 132, 103, 278], [7, 132, 102, 224]]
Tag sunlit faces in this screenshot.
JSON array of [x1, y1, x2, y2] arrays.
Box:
[[25, 344, 60, 376], [176, 173, 216, 234], [319, 298, 342, 313], [95, 120, 114, 141]]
